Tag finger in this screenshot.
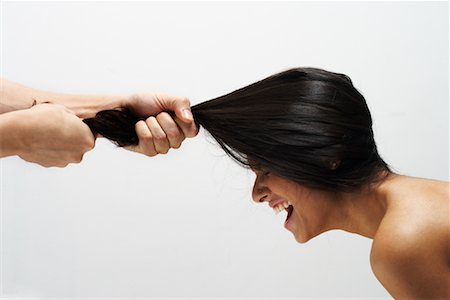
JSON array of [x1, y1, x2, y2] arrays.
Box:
[[156, 112, 185, 149], [154, 94, 194, 123], [76, 120, 97, 151], [80, 121, 97, 141], [126, 120, 158, 156], [173, 115, 199, 138], [145, 116, 170, 154], [75, 154, 84, 164]]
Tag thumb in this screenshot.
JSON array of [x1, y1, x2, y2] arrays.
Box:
[[177, 106, 194, 124]]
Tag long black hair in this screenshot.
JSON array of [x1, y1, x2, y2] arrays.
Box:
[[84, 67, 390, 191]]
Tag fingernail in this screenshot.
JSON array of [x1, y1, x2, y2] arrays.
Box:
[[183, 109, 193, 121]]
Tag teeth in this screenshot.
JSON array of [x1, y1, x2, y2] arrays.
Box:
[[276, 206, 282, 214], [273, 205, 281, 214], [273, 202, 291, 215]]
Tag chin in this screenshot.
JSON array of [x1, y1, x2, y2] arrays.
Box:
[[292, 229, 319, 244], [292, 231, 311, 244]]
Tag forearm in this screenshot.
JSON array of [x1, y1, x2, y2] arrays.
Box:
[[0, 79, 35, 113], [0, 79, 127, 118]]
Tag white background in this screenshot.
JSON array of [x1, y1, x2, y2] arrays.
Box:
[[1, 1, 448, 298]]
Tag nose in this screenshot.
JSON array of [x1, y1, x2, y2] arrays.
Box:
[[252, 175, 271, 203]]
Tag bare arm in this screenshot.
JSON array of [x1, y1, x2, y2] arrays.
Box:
[[0, 79, 198, 163], [0, 78, 124, 118]]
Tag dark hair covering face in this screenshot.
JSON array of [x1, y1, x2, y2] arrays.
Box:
[[84, 67, 390, 191]]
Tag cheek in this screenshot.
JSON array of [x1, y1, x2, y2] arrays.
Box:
[[269, 178, 305, 200], [290, 209, 321, 243], [287, 191, 329, 242], [294, 198, 328, 225], [267, 179, 330, 240]]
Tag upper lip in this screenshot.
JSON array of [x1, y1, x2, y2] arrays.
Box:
[[268, 198, 289, 208]]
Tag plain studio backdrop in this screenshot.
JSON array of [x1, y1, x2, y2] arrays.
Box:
[[1, 1, 448, 298]]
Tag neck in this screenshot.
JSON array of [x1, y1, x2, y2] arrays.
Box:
[[332, 172, 397, 239]]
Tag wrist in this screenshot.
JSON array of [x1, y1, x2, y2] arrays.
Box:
[[71, 95, 127, 119]]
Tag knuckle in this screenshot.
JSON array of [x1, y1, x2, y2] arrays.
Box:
[[153, 133, 167, 141], [148, 116, 157, 122], [156, 112, 170, 120], [189, 127, 199, 137], [140, 132, 153, 142], [88, 139, 95, 150], [185, 131, 194, 138], [145, 117, 158, 128], [144, 150, 158, 157], [159, 149, 169, 155], [83, 138, 95, 151], [56, 162, 67, 168], [145, 116, 157, 124], [165, 129, 180, 140], [135, 120, 146, 129], [136, 144, 157, 157]]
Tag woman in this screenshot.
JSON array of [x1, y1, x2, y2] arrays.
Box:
[[85, 68, 450, 298]]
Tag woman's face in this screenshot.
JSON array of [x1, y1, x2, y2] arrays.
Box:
[[252, 170, 339, 243]]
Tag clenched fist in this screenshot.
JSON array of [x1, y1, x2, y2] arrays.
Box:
[[3, 103, 95, 167]]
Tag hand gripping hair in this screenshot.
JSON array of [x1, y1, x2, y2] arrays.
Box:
[[83, 68, 390, 191]]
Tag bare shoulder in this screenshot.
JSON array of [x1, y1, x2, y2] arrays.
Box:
[[370, 176, 449, 299]]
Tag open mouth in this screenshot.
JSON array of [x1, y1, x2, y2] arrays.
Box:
[[285, 205, 294, 225], [271, 200, 294, 228]]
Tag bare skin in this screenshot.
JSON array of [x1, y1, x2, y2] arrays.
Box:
[[0, 103, 95, 167], [0, 79, 198, 167], [252, 171, 449, 299]]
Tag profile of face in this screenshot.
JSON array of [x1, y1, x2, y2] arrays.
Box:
[[252, 170, 339, 243]]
